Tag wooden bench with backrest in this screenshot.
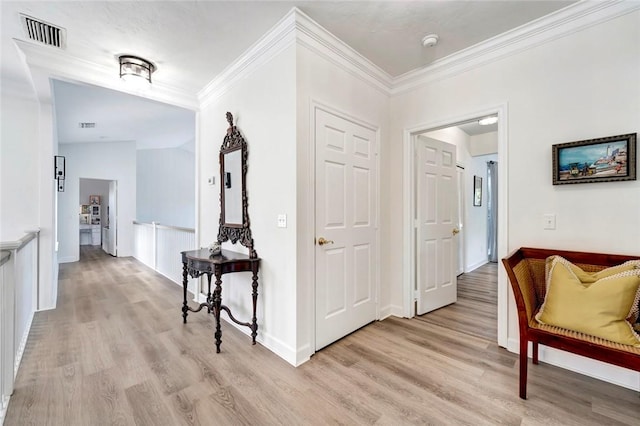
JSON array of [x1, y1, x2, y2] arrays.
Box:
[[502, 247, 640, 399]]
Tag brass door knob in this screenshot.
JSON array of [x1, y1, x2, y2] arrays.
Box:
[[317, 237, 334, 246], [452, 228, 460, 235]]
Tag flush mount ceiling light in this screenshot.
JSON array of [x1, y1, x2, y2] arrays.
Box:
[[478, 116, 498, 126], [421, 34, 439, 48], [119, 55, 155, 85]]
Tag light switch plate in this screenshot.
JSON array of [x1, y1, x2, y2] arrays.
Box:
[[543, 214, 556, 230], [277, 214, 287, 228]]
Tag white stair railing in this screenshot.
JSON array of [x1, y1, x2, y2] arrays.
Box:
[[0, 230, 39, 425], [132, 221, 197, 297]]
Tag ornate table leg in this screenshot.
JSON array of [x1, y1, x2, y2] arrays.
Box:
[[251, 267, 259, 345], [213, 269, 223, 353], [182, 262, 189, 323], [206, 273, 213, 314]]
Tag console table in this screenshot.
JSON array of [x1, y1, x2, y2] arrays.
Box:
[[181, 248, 260, 353]]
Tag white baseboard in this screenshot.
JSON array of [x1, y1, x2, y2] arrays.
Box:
[[258, 330, 298, 367], [506, 337, 640, 391], [379, 304, 405, 320], [294, 343, 312, 367], [218, 316, 299, 367], [379, 305, 392, 319], [14, 310, 34, 377], [57, 255, 78, 264], [465, 259, 488, 273]]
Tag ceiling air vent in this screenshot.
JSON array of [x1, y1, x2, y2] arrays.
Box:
[[79, 123, 96, 129], [20, 14, 66, 49]]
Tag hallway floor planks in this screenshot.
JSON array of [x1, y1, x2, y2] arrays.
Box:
[[417, 262, 498, 341], [5, 248, 639, 425]]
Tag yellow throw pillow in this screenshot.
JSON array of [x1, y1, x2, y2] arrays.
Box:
[[536, 256, 640, 347]]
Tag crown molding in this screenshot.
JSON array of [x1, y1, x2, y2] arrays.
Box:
[[197, 2, 638, 106], [197, 7, 394, 108], [391, 0, 640, 95], [292, 8, 393, 94], [197, 8, 298, 108], [13, 1, 634, 112], [13, 40, 198, 110]]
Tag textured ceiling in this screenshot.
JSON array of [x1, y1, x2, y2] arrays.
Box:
[[1, 1, 574, 149], [2, 1, 574, 92]]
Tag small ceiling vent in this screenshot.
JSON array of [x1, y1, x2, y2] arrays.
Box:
[[20, 14, 66, 49], [79, 123, 96, 129]]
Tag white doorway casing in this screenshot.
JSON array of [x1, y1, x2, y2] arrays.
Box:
[[402, 103, 509, 348], [456, 165, 465, 276]]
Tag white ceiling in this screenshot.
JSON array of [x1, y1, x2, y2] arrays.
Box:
[[1, 1, 574, 148], [52, 79, 195, 149], [457, 119, 498, 136]]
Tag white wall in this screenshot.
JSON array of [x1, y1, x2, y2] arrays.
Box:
[[0, 88, 57, 311], [198, 44, 298, 364], [0, 93, 40, 241], [466, 153, 498, 271], [388, 11, 640, 388], [197, 14, 391, 365], [295, 41, 390, 362], [58, 141, 136, 262], [137, 147, 195, 228], [469, 131, 498, 157]]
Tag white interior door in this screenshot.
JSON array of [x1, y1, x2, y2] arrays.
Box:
[[315, 108, 377, 351], [456, 166, 465, 276], [415, 136, 458, 315], [107, 180, 117, 256]]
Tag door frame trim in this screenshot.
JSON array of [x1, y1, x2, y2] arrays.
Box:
[[455, 164, 466, 277], [309, 100, 381, 353], [401, 103, 509, 348]]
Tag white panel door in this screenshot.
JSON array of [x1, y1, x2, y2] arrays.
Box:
[[416, 137, 458, 315], [315, 108, 377, 350]]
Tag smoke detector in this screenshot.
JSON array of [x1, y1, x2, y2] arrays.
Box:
[[422, 34, 439, 48]]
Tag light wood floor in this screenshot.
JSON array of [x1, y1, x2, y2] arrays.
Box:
[[5, 248, 639, 425], [418, 262, 498, 341]]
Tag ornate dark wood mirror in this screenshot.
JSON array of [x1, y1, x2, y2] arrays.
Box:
[[218, 112, 256, 258]]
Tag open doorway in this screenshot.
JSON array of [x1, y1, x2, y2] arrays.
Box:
[[403, 106, 507, 347], [79, 178, 117, 259], [53, 79, 195, 264]]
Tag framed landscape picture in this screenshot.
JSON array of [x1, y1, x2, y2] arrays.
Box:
[[552, 133, 636, 185]]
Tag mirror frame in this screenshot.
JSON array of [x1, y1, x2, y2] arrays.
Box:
[[217, 112, 256, 258]]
